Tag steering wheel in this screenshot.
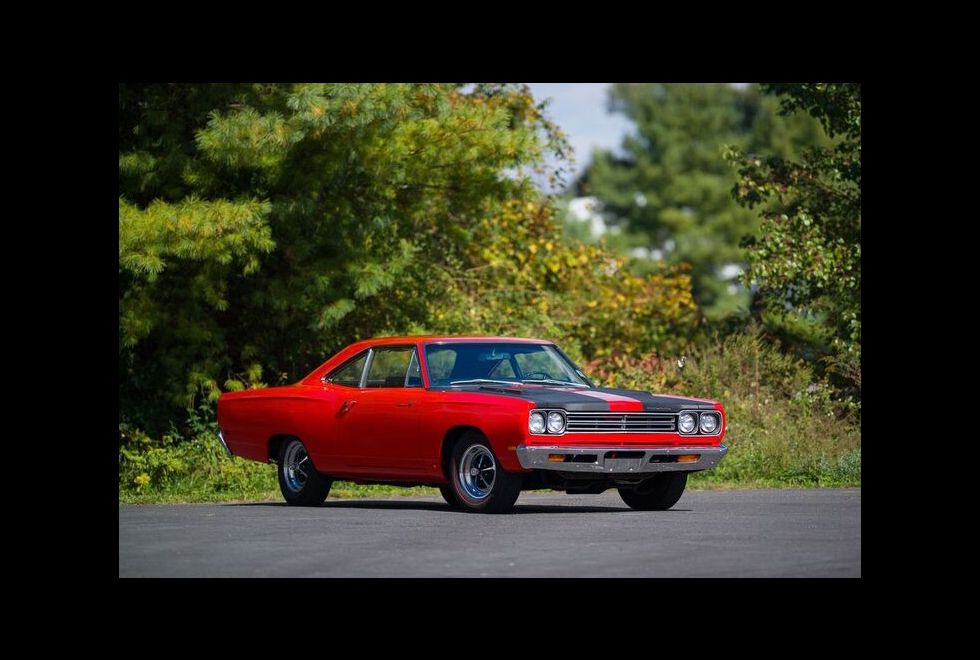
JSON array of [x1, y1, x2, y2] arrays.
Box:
[[523, 371, 551, 380]]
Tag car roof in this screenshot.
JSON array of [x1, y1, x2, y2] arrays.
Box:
[[301, 336, 557, 384], [350, 335, 552, 348]]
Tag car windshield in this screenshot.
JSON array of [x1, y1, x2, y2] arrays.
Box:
[[424, 343, 590, 387]]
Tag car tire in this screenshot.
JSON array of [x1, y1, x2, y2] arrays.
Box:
[[618, 472, 687, 511], [438, 485, 461, 509], [450, 431, 522, 513], [277, 438, 332, 506]]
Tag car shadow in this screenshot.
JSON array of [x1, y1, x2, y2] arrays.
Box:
[[515, 505, 692, 514], [226, 500, 691, 514]]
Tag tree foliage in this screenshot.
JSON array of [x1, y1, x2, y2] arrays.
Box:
[[579, 83, 831, 319], [428, 199, 699, 362], [119, 83, 697, 435], [727, 83, 860, 390]]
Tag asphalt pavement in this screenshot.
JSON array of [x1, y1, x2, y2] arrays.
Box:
[[119, 488, 860, 577]]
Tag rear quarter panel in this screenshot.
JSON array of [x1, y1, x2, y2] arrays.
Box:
[[217, 385, 343, 471]]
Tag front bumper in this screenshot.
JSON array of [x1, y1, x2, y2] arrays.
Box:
[[516, 444, 727, 474]]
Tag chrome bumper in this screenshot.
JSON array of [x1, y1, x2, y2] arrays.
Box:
[[217, 430, 232, 457], [516, 444, 727, 474]]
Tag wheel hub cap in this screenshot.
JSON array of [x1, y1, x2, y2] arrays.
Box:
[[283, 443, 309, 493], [458, 445, 496, 500]]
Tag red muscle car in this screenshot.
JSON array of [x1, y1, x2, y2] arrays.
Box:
[[217, 336, 728, 513]]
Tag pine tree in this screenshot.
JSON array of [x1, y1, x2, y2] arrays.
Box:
[[579, 83, 830, 319]]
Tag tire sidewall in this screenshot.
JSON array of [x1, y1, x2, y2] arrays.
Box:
[[277, 438, 331, 506], [451, 437, 496, 511], [439, 485, 462, 509], [449, 433, 521, 513]]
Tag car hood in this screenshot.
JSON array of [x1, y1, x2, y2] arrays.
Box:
[[432, 384, 717, 413]]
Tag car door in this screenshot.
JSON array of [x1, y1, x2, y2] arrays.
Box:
[[334, 345, 425, 474], [316, 349, 370, 472]]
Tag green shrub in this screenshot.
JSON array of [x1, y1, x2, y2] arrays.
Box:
[[589, 328, 860, 488], [119, 425, 277, 503]]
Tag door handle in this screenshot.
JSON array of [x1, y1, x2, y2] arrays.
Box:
[[341, 400, 357, 413], [396, 401, 415, 408]]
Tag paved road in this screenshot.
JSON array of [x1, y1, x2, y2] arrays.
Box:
[[119, 489, 860, 577]]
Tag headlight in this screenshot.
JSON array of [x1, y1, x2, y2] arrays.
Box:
[[529, 411, 546, 434], [678, 412, 697, 433], [699, 413, 719, 434], [547, 411, 566, 434]]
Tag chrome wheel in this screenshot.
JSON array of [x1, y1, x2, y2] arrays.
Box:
[[283, 441, 310, 493], [458, 444, 496, 500]]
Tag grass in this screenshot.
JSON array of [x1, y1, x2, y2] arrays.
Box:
[[119, 475, 861, 505], [118, 479, 440, 505], [119, 444, 859, 505], [119, 474, 860, 506]]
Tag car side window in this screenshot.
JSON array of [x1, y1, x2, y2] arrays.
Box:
[[325, 352, 368, 387], [365, 346, 416, 388]]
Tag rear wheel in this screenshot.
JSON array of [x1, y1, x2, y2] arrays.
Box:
[[277, 438, 332, 506], [450, 431, 522, 513], [618, 472, 687, 511]]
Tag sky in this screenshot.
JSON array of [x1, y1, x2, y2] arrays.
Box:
[[526, 83, 634, 189]]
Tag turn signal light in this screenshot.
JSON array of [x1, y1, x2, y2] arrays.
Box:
[[677, 454, 701, 463], [548, 454, 565, 462]]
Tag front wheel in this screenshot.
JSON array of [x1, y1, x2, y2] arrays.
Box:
[[450, 432, 522, 513], [278, 438, 332, 506], [618, 472, 687, 511]]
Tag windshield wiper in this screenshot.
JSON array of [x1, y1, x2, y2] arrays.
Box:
[[448, 378, 520, 387], [521, 378, 589, 388]]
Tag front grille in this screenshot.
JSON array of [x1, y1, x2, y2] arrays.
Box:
[[565, 412, 676, 433]]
